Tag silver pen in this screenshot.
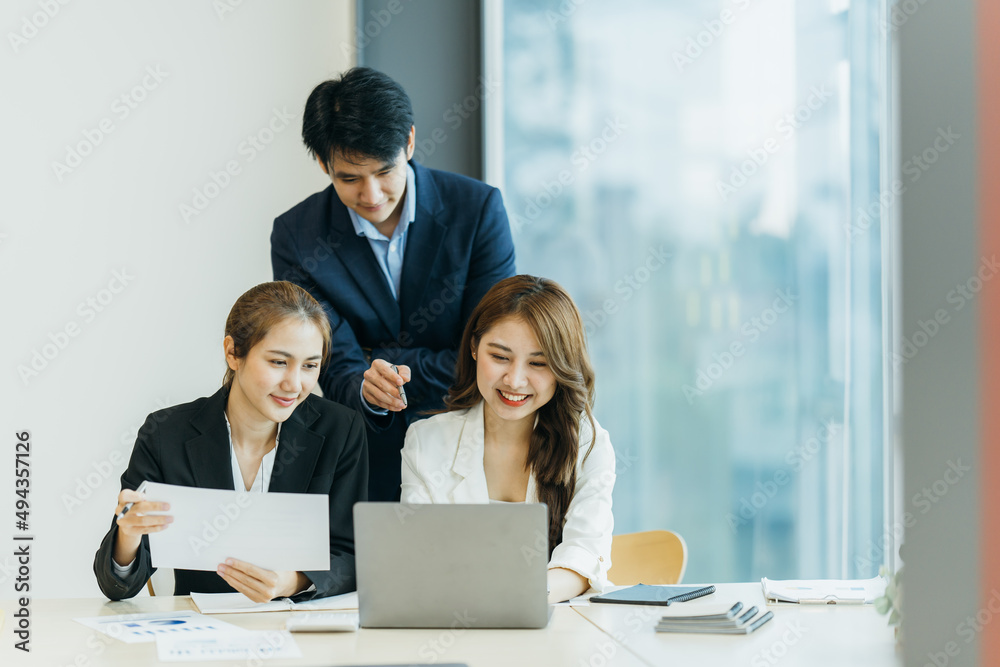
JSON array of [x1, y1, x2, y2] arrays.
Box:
[[116, 480, 149, 520], [390, 364, 408, 407]]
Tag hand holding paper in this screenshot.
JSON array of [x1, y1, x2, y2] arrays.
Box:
[[216, 558, 311, 602], [113, 482, 173, 567], [142, 481, 329, 573]]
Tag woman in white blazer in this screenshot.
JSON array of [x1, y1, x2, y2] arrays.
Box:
[[401, 275, 615, 603]]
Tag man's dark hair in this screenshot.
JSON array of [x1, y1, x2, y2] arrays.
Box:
[[302, 67, 414, 168]]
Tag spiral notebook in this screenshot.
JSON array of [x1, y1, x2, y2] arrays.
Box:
[[654, 601, 775, 634], [590, 584, 716, 606]]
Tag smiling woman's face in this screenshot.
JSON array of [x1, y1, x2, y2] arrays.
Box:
[[226, 316, 324, 425], [474, 316, 557, 427]]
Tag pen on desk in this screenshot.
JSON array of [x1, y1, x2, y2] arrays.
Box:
[[390, 364, 407, 407]]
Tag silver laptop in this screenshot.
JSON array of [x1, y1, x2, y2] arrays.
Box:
[[353, 503, 551, 629]]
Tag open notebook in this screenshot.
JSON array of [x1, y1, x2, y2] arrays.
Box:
[[191, 591, 358, 614]]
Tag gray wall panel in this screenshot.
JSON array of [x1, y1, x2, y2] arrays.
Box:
[[359, 0, 483, 179], [899, 0, 981, 665]]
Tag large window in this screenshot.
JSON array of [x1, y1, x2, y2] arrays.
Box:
[[499, 0, 890, 582]]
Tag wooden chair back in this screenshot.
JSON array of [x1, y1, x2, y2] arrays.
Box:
[[607, 530, 687, 585]]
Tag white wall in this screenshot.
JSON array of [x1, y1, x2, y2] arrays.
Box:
[[0, 0, 354, 598]]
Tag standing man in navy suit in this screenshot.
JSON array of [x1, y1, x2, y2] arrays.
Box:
[[271, 67, 516, 501]]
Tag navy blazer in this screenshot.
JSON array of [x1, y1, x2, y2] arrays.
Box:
[[93, 388, 368, 601], [271, 161, 515, 500]]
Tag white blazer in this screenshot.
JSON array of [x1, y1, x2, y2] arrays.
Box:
[[401, 400, 615, 592]]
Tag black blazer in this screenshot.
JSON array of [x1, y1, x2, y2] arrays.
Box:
[[271, 160, 516, 501], [93, 387, 367, 601]]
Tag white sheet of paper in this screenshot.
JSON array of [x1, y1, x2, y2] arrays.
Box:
[[74, 611, 248, 644], [156, 630, 302, 661], [143, 481, 329, 572], [191, 590, 358, 614], [761, 576, 886, 603]]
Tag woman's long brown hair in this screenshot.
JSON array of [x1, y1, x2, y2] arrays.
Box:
[[445, 275, 596, 555], [223, 281, 332, 388]]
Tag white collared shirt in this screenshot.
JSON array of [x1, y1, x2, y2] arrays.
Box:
[[400, 400, 616, 592], [352, 163, 417, 416], [224, 412, 279, 493], [347, 162, 417, 301]]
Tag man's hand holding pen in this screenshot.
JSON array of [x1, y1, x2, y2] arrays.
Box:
[[362, 359, 410, 411]]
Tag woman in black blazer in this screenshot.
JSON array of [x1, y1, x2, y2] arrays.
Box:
[[93, 282, 368, 601]]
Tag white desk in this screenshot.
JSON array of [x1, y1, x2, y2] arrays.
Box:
[[0, 595, 645, 666], [574, 582, 901, 667], [0, 584, 900, 666]]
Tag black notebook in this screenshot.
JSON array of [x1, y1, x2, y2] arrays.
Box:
[[590, 584, 716, 606]]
